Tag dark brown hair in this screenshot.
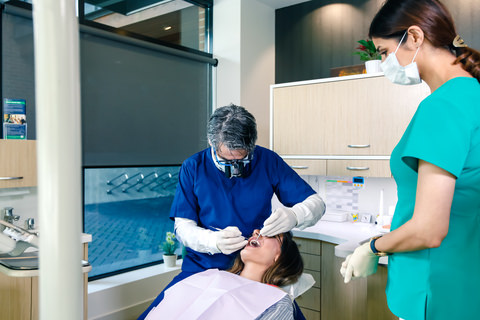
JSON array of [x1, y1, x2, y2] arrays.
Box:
[[369, 0, 480, 81], [228, 231, 303, 287]]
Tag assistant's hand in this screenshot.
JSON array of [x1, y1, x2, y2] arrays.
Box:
[[215, 226, 248, 255], [260, 207, 298, 237], [340, 242, 379, 283]]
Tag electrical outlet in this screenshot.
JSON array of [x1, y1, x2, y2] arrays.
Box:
[[361, 214, 371, 223]]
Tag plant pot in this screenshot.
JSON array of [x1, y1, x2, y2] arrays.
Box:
[[365, 60, 382, 74], [163, 254, 177, 268]]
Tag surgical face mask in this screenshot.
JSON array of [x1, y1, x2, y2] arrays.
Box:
[[211, 147, 253, 178], [381, 32, 421, 85]]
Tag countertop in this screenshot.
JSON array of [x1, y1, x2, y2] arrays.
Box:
[[0, 233, 92, 277], [292, 218, 389, 265]]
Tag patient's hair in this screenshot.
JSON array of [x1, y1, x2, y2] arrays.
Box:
[[228, 231, 303, 287]]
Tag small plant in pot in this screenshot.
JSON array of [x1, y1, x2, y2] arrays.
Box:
[[354, 39, 382, 73], [161, 231, 178, 267]]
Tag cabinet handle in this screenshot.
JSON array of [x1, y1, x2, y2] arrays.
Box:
[[290, 166, 309, 169], [346, 166, 369, 171], [347, 144, 371, 148], [0, 176, 24, 180]]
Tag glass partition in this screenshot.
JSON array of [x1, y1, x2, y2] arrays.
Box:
[[80, 0, 211, 53], [84, 165, 182, 279]]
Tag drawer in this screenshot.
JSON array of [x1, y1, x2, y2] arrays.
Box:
[[302, 253, 320, 272], [294, 237, 321, 255], [284, 159, 327, 176], [327, 159, 391, 177], [296, 287, 320, 311], [306, 270, 320, 288], [299, 308, 320, 320]]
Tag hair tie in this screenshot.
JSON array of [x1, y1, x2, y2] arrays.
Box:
[[453, 35, 468, 48]]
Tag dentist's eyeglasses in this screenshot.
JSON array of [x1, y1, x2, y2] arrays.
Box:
[[212, 147, 253, 167]]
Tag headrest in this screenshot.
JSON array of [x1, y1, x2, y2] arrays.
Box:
[[280, 273, 316, 299]]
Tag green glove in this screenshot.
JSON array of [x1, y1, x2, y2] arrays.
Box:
[[340, 242, 379, 283]]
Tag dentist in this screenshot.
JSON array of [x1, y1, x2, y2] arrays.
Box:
[[139, 104, 325, 319]]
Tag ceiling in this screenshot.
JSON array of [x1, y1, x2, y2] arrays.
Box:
[[256, 0, 312, 9]]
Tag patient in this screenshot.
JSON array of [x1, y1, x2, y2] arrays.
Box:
[[145, 230, 304, 320]]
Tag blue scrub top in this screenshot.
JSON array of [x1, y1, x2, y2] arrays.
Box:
[[388, 77, 480, 320], [170, 145, 316, 273]]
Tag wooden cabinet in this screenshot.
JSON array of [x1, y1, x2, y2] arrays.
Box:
[[0, 140, 37, 188], [0, 274, 34, 320], [293, 238, 396, 320], [295, 237, 321, 320], [0, 242, 90, 320], [271, 75, 430, 177], [284, 159, 327, 176], [284, 159, 390, 177], [326, 159, 391, 178], [321, 241, 396, 320]]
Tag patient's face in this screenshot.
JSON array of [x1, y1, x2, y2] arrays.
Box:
[[241, 229, 282, 267]]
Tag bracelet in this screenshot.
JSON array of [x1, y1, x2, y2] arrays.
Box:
[[370, 236, 391, 257]]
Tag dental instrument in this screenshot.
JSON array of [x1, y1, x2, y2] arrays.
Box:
[[249, 233, 261, 247], [210, 226, 250, 245]]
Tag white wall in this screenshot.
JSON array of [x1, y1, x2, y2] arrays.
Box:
[[0, 187, 38, 229], [213, 0, 275, 147], [213, 0, 242, 106], [240, 0, 275, 148]]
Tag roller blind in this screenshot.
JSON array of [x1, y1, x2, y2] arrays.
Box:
[[80, 29, 213, 166]]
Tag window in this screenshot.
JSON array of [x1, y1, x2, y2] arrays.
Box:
[[79, 0, 212, 54], [84, 166, 182, 279]]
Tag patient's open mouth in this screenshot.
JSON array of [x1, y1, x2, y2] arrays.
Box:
[[248, 239, 261, 247]]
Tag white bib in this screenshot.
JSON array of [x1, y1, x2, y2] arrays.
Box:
[[146, 269, 288, 320]]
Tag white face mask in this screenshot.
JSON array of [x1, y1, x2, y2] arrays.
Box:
[[381, 32, 421, 85]]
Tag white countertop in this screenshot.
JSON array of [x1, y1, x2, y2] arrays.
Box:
[[292, 218, 389, 265], [0, 233, 92, 277]]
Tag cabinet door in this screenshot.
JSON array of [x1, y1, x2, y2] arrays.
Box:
[[0, 272, 33, 320], [273, 83, 330, 155], [321, 242, 367, 320], [0, 140, 37, 188], [321, 242, 397, 320], [273, 76, 429, 156]]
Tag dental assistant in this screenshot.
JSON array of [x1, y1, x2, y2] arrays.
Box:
[[340, 1, 480, 319], [139, 104, 325, 319]]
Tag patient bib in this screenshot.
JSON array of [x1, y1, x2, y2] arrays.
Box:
[[145, 269, 288, 320]]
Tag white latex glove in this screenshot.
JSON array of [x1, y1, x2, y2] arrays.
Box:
[[340, 242, 379, 283], [215, 226, 248, 255], [260, 207, 298, 237]]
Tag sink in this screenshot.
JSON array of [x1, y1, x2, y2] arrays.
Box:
[[0, 251, 90, 271], [0, 250, 39, 270]]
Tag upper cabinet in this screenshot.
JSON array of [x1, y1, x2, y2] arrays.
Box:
[[0, 140, 37, 188], [271, 74, 430, 176]]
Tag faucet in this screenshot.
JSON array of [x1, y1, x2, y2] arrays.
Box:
[[4, 207, 20, 224]]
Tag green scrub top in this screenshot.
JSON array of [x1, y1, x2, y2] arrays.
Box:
[[388, 77, 480, 320]]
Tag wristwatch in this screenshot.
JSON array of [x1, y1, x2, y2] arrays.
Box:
[[369, 236, 391, 256]]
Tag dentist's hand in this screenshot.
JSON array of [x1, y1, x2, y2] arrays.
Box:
[[340, 242, 379, 283], [215, 226, 248, 255], [260, 207, 298, 237]]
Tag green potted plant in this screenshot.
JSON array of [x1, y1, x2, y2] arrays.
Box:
[[354, 39, 382, 74], [161, 231, 178, 267]]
